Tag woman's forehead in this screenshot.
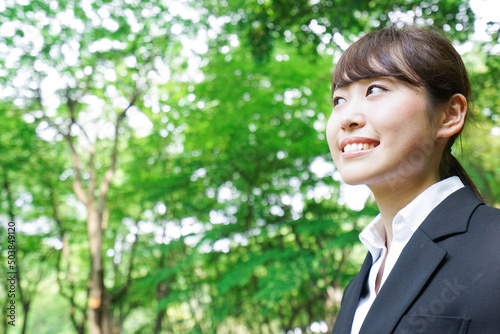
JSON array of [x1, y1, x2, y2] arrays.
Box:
[[334, 54, 419, 92], [333, 76, 417, 94]]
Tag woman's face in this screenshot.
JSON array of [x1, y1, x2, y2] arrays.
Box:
[[326, 77, 443, 192]]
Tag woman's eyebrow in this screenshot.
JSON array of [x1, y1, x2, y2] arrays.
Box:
[[333, 83, 349, 91]]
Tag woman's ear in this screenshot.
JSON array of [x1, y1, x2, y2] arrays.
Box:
[[436, 93, 467, 139]]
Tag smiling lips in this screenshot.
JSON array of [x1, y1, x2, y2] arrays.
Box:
[[340, 137, 380, 154], [343, 142, 377, 153]]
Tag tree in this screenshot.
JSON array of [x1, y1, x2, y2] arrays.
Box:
[[0, 0, 194, 332]]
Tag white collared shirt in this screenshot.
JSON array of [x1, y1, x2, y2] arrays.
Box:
[[350, 176, 465, 334]]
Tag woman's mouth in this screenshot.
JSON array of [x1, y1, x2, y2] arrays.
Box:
[[343, 142, 378, 153]]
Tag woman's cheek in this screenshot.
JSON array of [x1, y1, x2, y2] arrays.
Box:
[[326, 116, 341, 159]]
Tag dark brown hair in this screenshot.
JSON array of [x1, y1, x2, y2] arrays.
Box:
[[333, 26, 483, 202]]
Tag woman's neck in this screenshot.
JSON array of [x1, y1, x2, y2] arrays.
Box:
[[369, 175, 440, 250]]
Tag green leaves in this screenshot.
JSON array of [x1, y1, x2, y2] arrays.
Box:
[[203, 0, 475, 62], [2, 0, 499, 332]]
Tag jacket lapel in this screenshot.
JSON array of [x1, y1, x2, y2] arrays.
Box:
[[358, 187, 483, 333], [332, 253, 372, 333], [358, 229, 447, 333]]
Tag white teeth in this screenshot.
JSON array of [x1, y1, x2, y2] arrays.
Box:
[[343, 143, 377, 153]]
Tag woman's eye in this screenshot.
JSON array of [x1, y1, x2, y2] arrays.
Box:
[[366, 85, 386, 96], [333, 96, 346, 107]]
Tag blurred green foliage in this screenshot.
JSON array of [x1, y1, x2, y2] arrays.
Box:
[[0, 0, 499, 333]]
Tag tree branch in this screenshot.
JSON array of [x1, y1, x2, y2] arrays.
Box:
[[2, 168, 15, 222], [65, 132, 90, 205], [36, 90, 89, 205], [97, 90, 141, 219], [88, 145, 97, 201], [111, 218, 141, 303], [66, 88, 92, 146]]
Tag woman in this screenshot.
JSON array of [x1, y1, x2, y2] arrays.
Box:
[[326, 27, 500, 334]]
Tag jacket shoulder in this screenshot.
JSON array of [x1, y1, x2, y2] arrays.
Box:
[[467, 203, 500, 249], [472, 202, 500, 221]]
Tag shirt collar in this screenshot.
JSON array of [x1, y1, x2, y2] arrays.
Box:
[[359, 176, 464, 261]]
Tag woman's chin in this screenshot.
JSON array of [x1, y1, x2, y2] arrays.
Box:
[[338, 175, 368, 186]]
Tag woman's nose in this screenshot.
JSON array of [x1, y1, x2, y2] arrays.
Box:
[[340, 107, 366, 130]]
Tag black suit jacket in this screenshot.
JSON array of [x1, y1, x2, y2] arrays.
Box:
[[332, 187, 500, 334]]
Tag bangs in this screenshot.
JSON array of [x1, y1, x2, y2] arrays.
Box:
[[333, 29, 421, 91]]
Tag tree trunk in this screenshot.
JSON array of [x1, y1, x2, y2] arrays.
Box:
[[154, 282, 169, 334], [20, 302, 30, 334], [154, 238, 169, 334], [17, 264, 31, 334], [59, 92, 138, 334], [87, 206, 112, 334]]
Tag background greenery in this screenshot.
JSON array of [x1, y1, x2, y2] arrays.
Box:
[[1, 0, 499, 333]]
